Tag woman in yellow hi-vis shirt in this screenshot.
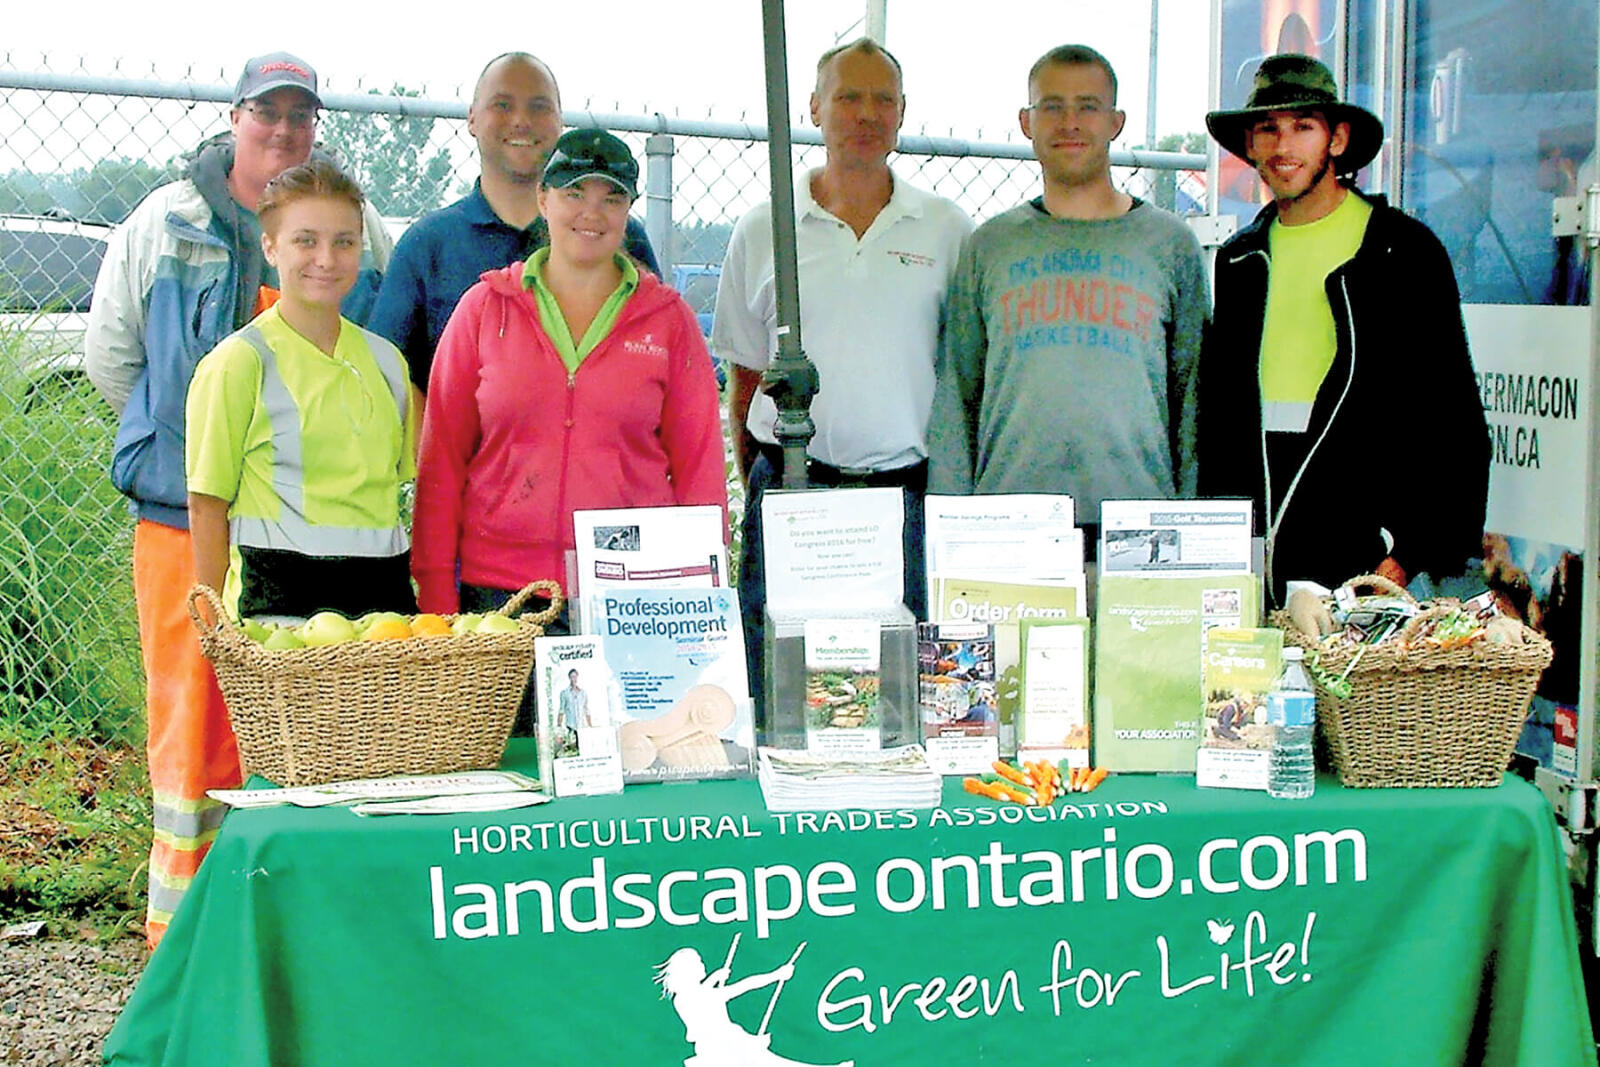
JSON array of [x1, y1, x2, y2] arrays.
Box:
[[185, 158, 418, 621]]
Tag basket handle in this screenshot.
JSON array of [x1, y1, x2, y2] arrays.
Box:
[[499, 579, 566, 626], [1397, 603, 1469, 645], [186, 584, 242, 645], [1338, 572, 1417, 603]]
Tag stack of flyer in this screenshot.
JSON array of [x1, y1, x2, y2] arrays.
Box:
[[923, 495, 1087, 765], [756, 745, 943, 812], [535, 505, 753, 796], [1092, 500, 1259, 773]]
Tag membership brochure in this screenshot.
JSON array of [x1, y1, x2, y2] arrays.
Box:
[[804, 617, 884, 754], [534, 635, 624, 797], [917, 621, 999, 775], [1093, 573, 1261, 772], [594, 587, 754, 782], [1196, 627, 1283, 791], [1018, 618, 1091, 768], [1099, 500, 1253, 577], [572, 504, 729, 632], [924, 493, 1081, 587], [761, 487, 904, 612]]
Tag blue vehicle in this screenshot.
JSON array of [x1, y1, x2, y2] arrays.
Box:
[[670, 263, 724, 389]]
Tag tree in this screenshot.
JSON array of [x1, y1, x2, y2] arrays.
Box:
[[318, 87, 456, 220], [73, 157, 182, 223], [1144, 132, 1208, 215]]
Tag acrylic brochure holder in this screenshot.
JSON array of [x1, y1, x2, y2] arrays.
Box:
[[757, 486, 917, 751]]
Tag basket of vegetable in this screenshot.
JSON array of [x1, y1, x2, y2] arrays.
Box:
[[189, 580, 562, 786], [1272, 574, 1551, 788]]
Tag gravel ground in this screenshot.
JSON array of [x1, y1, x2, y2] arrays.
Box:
[[0, 936, 145, 1066]]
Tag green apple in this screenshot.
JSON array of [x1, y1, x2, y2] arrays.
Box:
[[451, 613, 484, 636], [241, 618, 270, 644], [474, 614, 521, 635], [262, 627, 306, 651], [299, 611, 357, 647]]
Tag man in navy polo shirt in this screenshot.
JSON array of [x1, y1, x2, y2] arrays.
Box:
[[369, 52, 660, 391]]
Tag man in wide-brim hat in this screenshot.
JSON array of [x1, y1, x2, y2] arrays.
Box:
[[1195, 54, 1489, 607]]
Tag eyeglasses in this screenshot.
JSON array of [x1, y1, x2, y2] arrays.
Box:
[[1028, 100, 1108, 119], [241, 103, 318, 129]]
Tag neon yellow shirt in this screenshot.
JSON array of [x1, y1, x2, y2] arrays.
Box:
[[523, 249, 640, 374], [186, 305, 418, 608], [1259, 192, 1373, 432]]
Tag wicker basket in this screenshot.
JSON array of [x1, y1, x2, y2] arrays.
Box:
[[189, 581, 563, 786], [1272, 574, 1552, 788]]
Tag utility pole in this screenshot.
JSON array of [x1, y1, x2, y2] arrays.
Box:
[[865, 0, 887, 43], [1146, 0, 1160, 148]]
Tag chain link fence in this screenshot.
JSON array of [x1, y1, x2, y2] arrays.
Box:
[[0, 53, 1204, 922]]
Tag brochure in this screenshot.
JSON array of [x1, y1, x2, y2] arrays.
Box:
[[804, 617, 883, 754], [534, 635, 625, 797], [1099, 500, 1253, 577], [594, 586, 754, 782], [571, 504, 729, 632], [350, 792, 553, 816], [931, 576, 1083, 754], [923, 493, 1080, 586], [1017, 618, 1091, 767], [207, 769, 543, 810], [757, 745, 943, 811], [917, 621, 999, 775], [1093, 574, 1261, 772], [1196, 627, 1283, 791], [760, 487, 904, 611]]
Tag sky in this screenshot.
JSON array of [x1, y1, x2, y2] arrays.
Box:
[[5, 0, 1215, 146]]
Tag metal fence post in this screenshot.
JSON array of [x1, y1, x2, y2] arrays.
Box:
[[645, 132, 674, 277]]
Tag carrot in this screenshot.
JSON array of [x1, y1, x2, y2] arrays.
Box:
[[993, 760, 1030, 787], [963, 778, 1010, 803], [1083, 767, 1110, 792], [993, 780, 1035, 805]]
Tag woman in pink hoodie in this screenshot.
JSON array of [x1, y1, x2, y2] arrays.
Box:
[[412, 129, 727, 630]]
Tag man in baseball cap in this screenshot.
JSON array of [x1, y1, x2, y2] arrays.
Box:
[[232, 50, 323, 107], [1197, 54, 1487, 605], [84, 49, 391, 949]]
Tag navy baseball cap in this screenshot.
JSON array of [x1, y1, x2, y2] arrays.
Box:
[[541, 128, 639, 197]]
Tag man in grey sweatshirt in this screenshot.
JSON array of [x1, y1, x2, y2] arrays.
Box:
[[928, 44, 1209, 546]]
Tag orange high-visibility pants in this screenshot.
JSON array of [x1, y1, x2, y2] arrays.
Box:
[[133, 520, 241, 949]]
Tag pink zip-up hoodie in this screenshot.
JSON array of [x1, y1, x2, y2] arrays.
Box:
[[412, 262, 728, 613]]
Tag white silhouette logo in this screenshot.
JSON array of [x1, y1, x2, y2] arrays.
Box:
[[655, 934, 852, 1067]]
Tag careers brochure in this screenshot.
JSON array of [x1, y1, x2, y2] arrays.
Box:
[[534, 635, 625, 797], [1099, 500, 1253, 577], [571, 504, 729, 633], [594, 587, 754, 783], [1196, 627, 1283, 791]]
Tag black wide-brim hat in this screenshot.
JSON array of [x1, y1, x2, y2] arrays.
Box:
[[1205, 53, 1384, 176]]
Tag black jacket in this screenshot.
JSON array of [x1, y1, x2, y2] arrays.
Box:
[[1197, 190, 1489, 606]]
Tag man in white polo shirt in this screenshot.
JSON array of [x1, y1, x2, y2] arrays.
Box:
[[713, 36, 972, 703]]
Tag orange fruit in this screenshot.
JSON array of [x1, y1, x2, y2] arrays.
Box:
[[364, 618, 413, 641], [410, 613, 451, 638]]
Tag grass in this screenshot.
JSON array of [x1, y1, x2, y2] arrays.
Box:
[[0, 325, 148, 930]]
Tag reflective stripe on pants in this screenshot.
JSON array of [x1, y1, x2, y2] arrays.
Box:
[[133, 520, 241, 948]]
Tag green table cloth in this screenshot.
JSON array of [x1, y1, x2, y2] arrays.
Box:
[[105, 743, 1595, 1066]]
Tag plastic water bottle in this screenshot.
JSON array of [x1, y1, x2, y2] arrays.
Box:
[[1267, 647, 1316, 799]]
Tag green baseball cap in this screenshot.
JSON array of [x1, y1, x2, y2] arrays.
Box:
[[541, 128, 639, 197], [1205, 54, 1384, 176]]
